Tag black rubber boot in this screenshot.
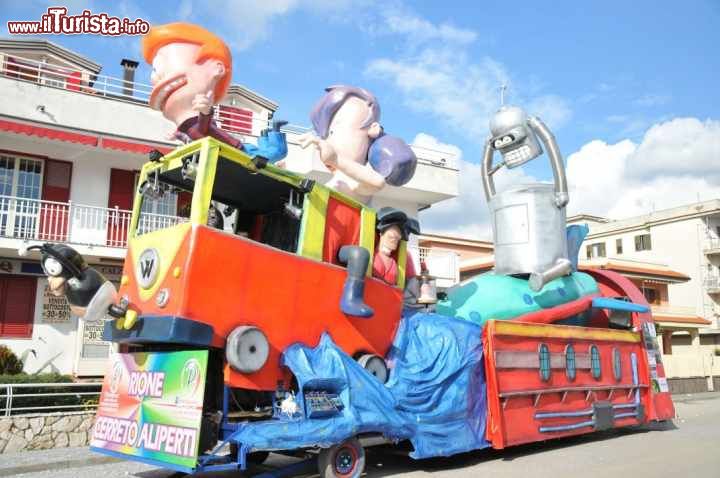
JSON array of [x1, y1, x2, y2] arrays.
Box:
[[338, 246, 374, 318]]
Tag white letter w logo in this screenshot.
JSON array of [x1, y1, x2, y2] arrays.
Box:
[[140, 258, 154, 279]]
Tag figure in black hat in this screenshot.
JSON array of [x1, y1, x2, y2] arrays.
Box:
[[20, 243, 117, 322], [372, 207, 420, 285]]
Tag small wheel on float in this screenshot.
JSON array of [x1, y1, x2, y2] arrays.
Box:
[[226, 325, 270, 373], [357, 354, 388, 383], [318, 438, 365, 478]]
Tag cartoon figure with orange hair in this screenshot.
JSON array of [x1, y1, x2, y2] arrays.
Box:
[[142, 23, 287, 162]]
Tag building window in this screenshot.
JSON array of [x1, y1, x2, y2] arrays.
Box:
[[642, 287, 658, 304], [616, 238, 623, 255], [612, 348, 622, 381], [539, 344, 551, 382], [565, 344, 576, 381], [0, 155, 44, 238], [590, 345, 601, 379], [635, 234, 652, 251], [586, 242, 606, 259]]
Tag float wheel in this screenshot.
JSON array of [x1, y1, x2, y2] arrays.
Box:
[[318, 438, 365, 478], [357, 354, 389, 383]]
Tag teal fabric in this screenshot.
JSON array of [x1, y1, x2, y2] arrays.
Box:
[[436, 271, 599, 326]]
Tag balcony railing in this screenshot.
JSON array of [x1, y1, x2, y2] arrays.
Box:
[[1, 54, 459, 171], [1, 53, 152, 103], [704, 238, 720, 255], [650, 304, 699, 317], [0, 195, 184, 249], [705, 276, 720, 294], [408, 246, 460, 285]]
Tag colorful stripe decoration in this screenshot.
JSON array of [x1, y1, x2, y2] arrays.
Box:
[[396, 241, 408, 289], [491, 320, 641, 343], [360, 208, 377, 277], [298, 184, 330, 261], [90, 350, 208, 470]]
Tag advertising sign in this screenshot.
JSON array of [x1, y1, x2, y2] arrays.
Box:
[[90, 350, 208, 471], [40, 282, 71, 323]]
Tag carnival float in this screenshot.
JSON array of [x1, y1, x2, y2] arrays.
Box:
[[20, 22, 675, 478]]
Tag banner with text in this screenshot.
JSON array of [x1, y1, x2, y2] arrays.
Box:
[[89, 350, 208, 470]]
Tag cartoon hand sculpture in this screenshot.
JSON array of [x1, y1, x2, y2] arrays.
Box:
[[192, 91, 214, 116], [298, 132, 338, 171]]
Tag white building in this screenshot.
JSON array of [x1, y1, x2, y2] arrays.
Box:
[[569, 202, 720, 392], [0, 39, 459, 376]]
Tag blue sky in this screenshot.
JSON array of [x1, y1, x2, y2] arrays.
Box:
[[2, 0, 719, 238]]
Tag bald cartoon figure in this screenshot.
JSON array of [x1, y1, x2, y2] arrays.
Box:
[[299, 86, 418, 317]]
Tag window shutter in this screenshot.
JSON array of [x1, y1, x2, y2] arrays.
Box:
[[217, 105, 253, 135], [66, 71, 82, 91], [0, 276, 37, 338]]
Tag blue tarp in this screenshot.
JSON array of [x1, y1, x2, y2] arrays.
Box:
[[227, 313, 489, 459]]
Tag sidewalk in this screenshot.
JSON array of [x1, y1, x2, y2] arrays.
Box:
[[0, 447, 118, 477]]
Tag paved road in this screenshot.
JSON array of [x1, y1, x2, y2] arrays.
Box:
[[1, 392, 719, 478]]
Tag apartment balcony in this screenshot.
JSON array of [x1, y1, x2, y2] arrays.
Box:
[[0, 196, 463, 285], [704, 238, 720, 256], [0, 54, 458, 207], [281, 127, 460, 206], [408, 246, 460, 288], [0, 195, 183, 260], [650, 304, 700, 318], [705, 276, 720, 295]]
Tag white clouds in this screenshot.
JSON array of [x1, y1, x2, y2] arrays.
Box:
[[528, 94, 573, 130], [192, 0, 362, 51], [206, 0, 302, 50], [364, 6, 571, 139], [629, 118, 720, 181], [421, 116, 720, 239], [416, 133, 538, 241], [412, 132, 463, 159], [633, 93, 671, 107], [565, 139, 636, 217], [380, 6, 477, 46], [566, 117, 720, 219], [367, 52, 510, 138]]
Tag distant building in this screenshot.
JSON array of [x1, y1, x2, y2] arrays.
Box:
[[570, 201, 720, 392], [415, 233, 492, 287], [0, 39, 460, 376], [454, 202, 720, 393]]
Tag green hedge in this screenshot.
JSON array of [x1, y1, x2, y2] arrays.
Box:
[[0, 373, 100, 415], [0, 345, 23, 375]]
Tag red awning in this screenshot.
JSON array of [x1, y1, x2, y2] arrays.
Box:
[[100, 137, 172, 155], [0, 118, 174, 155], [0, 118, 97, 146], [654, 315, 712, 326]]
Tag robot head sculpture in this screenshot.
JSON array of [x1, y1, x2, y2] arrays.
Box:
[[481, 105, 572, 292], [489, 106, 543, 168]]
